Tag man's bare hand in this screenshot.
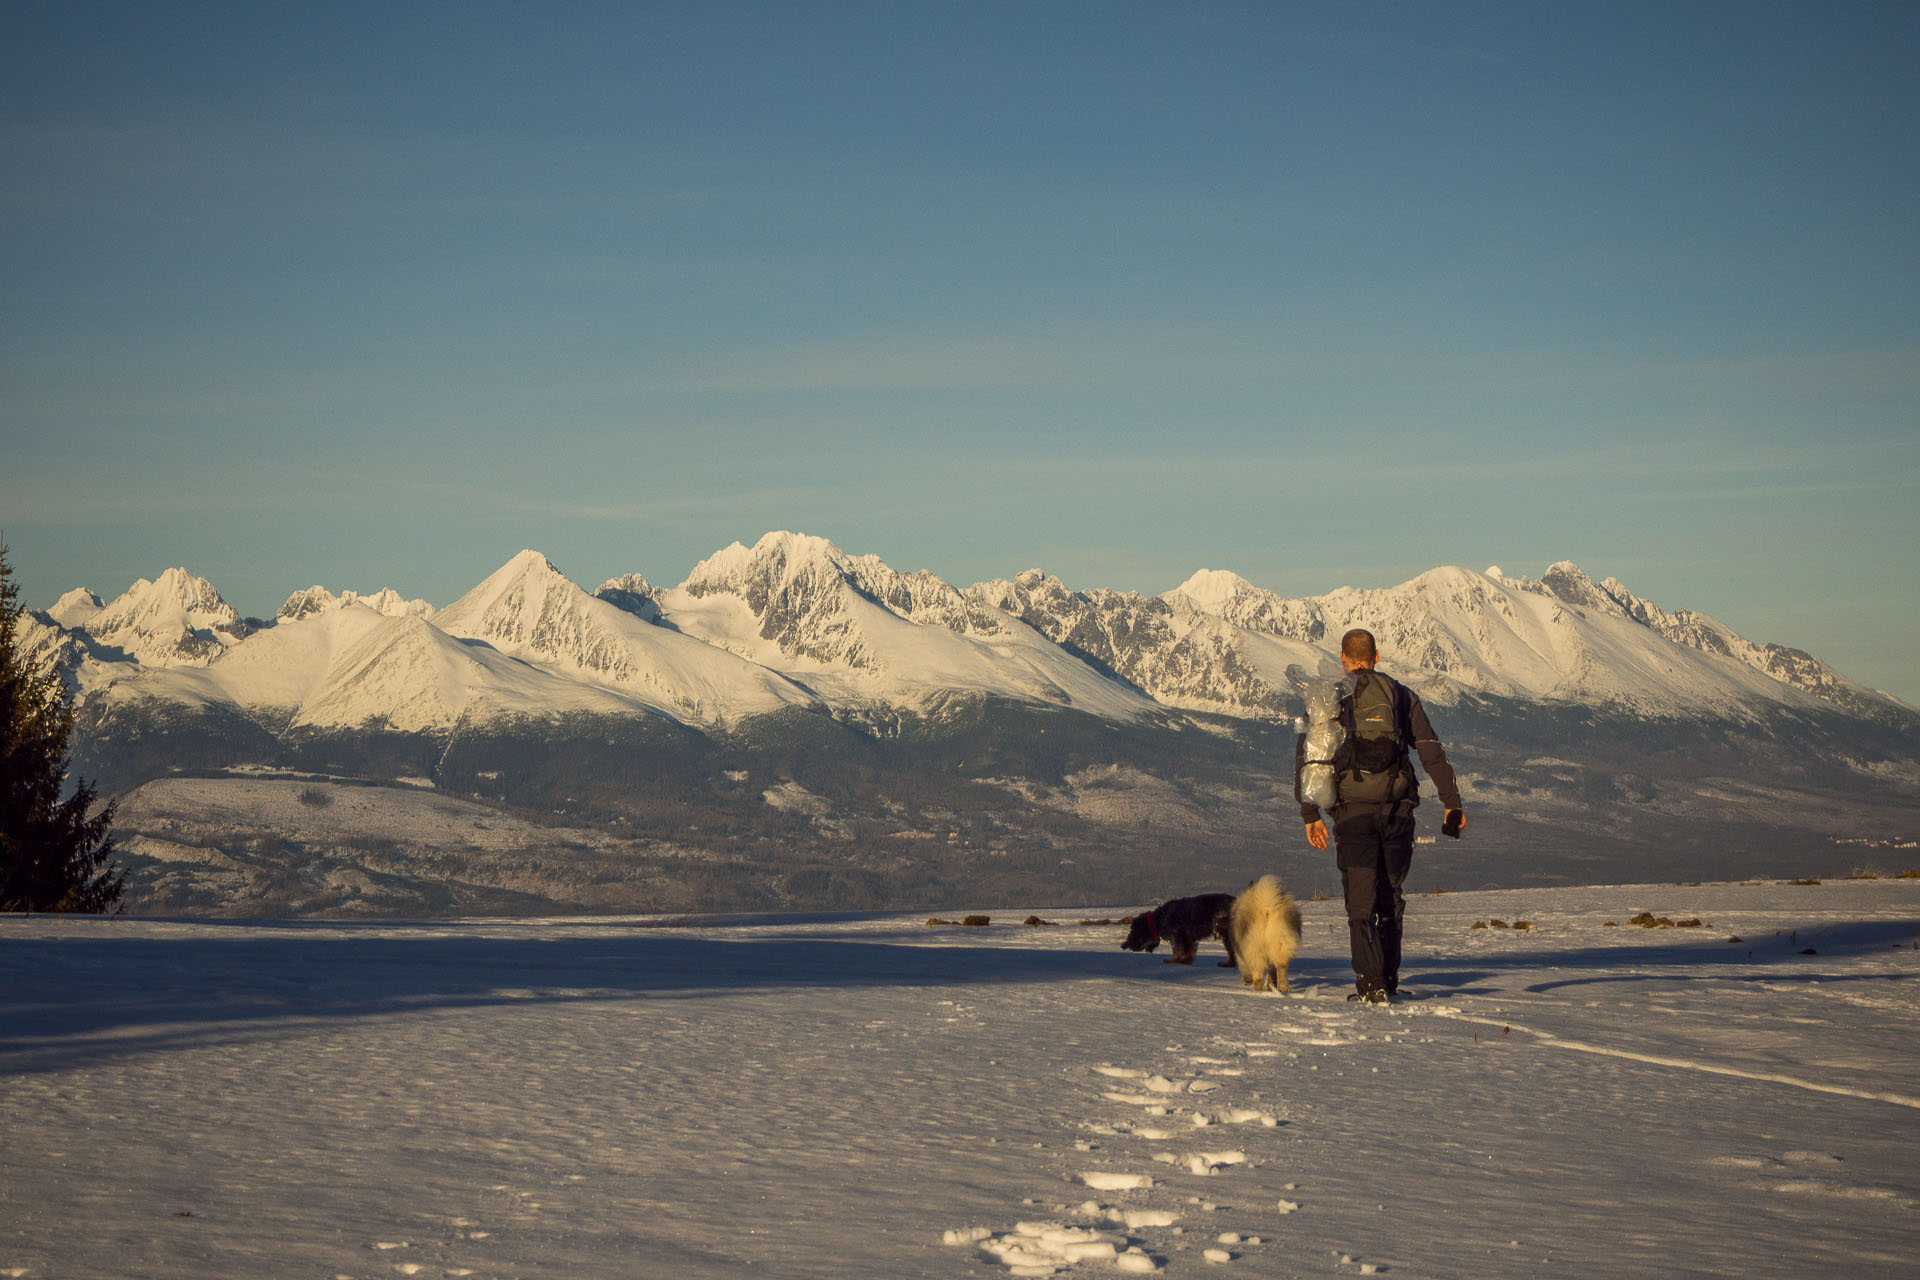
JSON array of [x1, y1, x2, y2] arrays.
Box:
[[1306, 819, 1329, 850]]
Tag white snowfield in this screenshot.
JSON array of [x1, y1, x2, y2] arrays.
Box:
[[4, 879, 1917, 1279]]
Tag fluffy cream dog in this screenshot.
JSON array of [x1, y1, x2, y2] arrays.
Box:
[[1229, 874, 1303, 993]]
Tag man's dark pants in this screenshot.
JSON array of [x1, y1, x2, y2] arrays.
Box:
[[1334, 807, 1417, 996]]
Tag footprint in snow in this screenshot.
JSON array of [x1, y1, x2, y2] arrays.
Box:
[[1711, 1151, 1915, 1207], [1110, 1125, 1177, 1140], [1186, 1056, 1247, 1073], [957, 1054, 1288, 1270], [1078, 1203, 1179, 1229], [1081, 1170, 1156, 1191], [1192, 1106, 1278, 1127], [1152, 1150, 1248, 1176], [1102, 1091, 1172, 1107], [1133, 1075, 1221, 1094], [1103, 1075, 1223, 1108], [944, 1222, 1162, 1274]]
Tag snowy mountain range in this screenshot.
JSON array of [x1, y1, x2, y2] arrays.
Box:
[[22, 531, 1910, 737], [23, 533, 1919, 917]]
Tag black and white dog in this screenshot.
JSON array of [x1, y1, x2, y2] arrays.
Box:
[[1122, 893, 1238, 966]]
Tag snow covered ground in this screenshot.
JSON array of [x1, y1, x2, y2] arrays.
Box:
[[4, 878, 1917, 1278]]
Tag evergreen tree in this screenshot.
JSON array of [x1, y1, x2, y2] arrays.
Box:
[[0, 540, 124, 913]]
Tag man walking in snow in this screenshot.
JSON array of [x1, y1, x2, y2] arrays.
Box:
[[1296, 628, 1464, 1004]]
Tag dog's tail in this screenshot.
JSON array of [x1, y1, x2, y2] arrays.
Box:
[[1238, 873, 1296, 921]]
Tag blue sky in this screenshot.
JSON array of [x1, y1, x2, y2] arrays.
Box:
[[4, 1, 1917, 701]]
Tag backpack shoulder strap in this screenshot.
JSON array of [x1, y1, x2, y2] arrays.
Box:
[[1382, 671, 1410, 737]]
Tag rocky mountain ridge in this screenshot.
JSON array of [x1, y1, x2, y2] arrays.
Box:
[[25, 534, 1908, 736]]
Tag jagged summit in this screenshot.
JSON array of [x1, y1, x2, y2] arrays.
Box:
[[595, 573, 658, 622], [1165, 568, 1258, 615], [48, 587, 105, 629], [1536, 561, 1630, 616], [279, 585, 435, 622], [436, 551, 578, 636], [686, 531, 845, 590], [434, 549, 820, 726], [675, 531, 1011, 670], [436, 550, 651, 685], [971, 569, 1314, 719], [84, 567, 246, 666], [664, 537, 1152, 719]]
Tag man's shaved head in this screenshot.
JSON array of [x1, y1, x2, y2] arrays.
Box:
[[1341, 629, 1378, 664]]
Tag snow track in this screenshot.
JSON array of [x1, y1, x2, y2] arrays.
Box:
[[1423, 1008, 1920, 1110]]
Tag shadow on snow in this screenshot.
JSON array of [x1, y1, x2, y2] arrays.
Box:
[[2, 914, 1915, 1074], [1404, 916, 1920, 997]]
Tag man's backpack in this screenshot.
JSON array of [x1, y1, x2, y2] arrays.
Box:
[[1335, 669, 1413, 806]]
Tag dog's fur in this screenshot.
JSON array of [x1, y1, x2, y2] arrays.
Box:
[[1230, 875, 1303, 993], [1122, 893, 1238, 966]]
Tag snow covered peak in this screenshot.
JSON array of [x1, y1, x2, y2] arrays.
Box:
[[438, 552, 609, 635], [279, 586, 338, 621], [279, 585, 435, 622], [1536, 562, 1629, 618], [968, 569, 1079, 617], [437, 549, 820, 725], [678, 532, 1010, 668], [15, 609, 86, 690], [85, 567, 246, 666], [357, 588, 434, 619], [48, 587, 105, 629], [437, 551, 626, 673], [595, 573, 658, 622], [291, 612, 642, 734], [969, 568, 1311, 718], [681, 531, 854, 603], [504, 548, 561, 577], [1165, 569, 1257, 615], [1160, 571, 1327, 644], [429, 550, 570, 621], [659, 538, 1152, 718], [126, 567, 234, 619]]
